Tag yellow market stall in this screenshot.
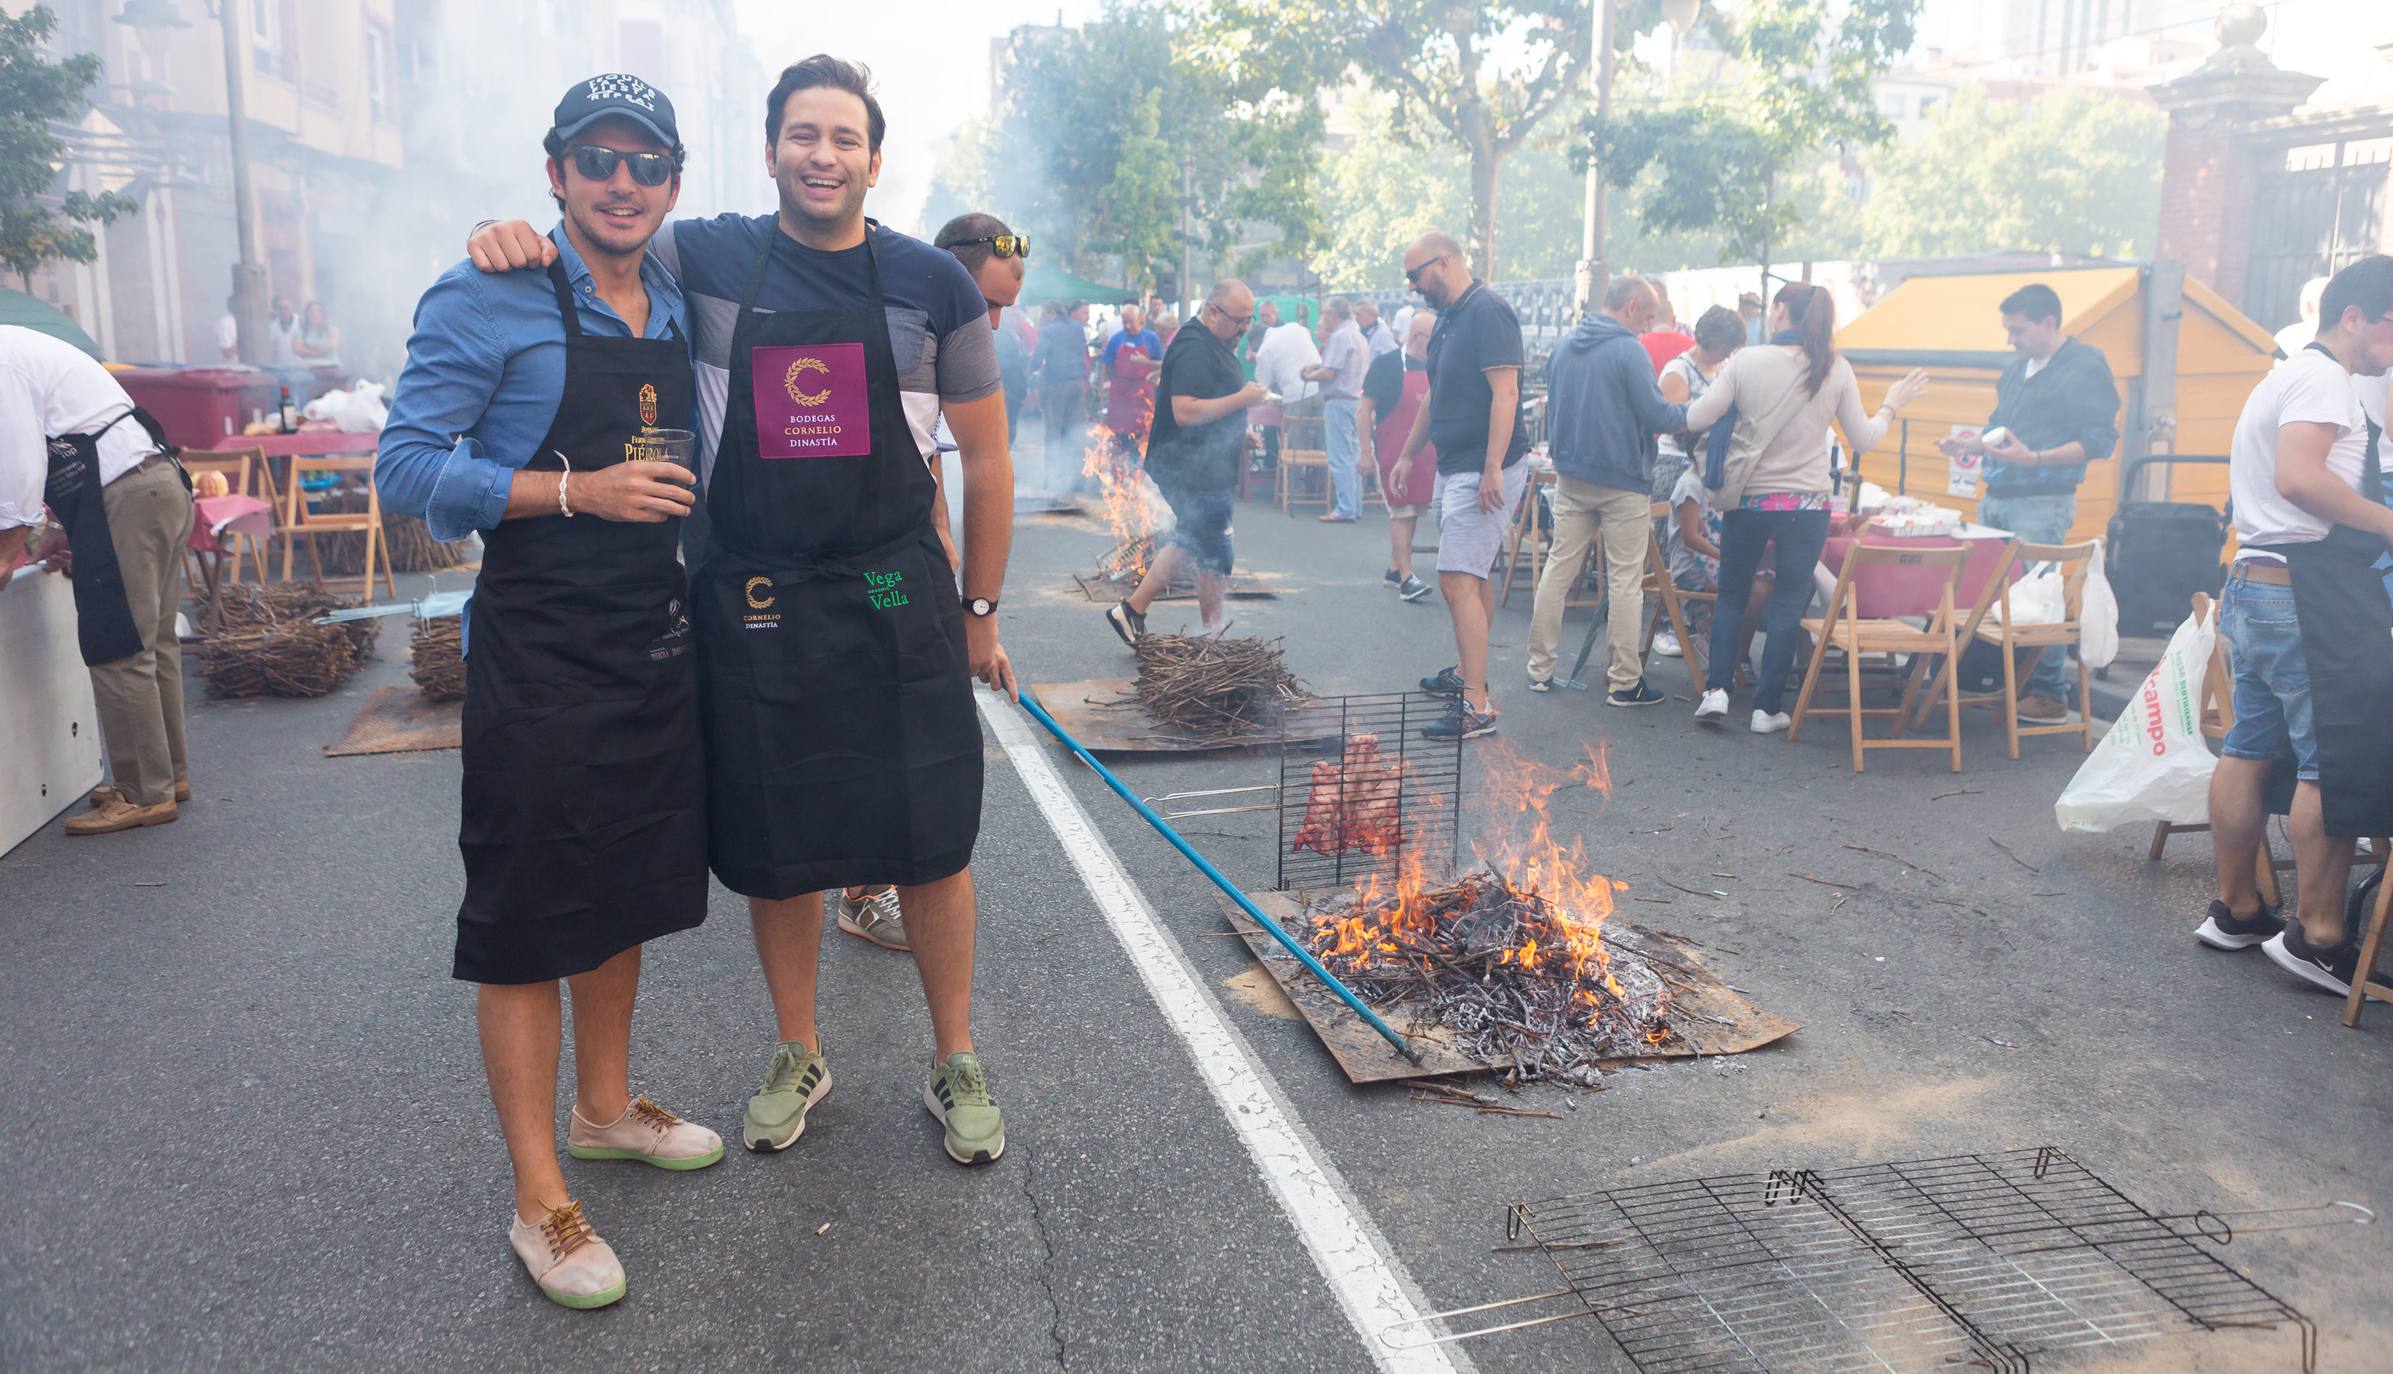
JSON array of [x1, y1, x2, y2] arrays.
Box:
[[1837, 264, 2281, 541]]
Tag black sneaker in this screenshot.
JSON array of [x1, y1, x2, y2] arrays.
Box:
[[1421, 699, 1499, 740], [1397, 574, 1432, 602], [1419, 665, 1466, 696], [1105, 600, 1146, 647], [2194, 899, 2283, 951], [1383, 568, 1403, 589], [1607, 679, 1666, 708], [2262, 924, 2358, 996]]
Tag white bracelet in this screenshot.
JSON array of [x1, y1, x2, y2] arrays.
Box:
[[557, 468, 575, 517]]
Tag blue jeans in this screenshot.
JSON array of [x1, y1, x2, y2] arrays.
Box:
[[1976, 491, 2077, 700], [2218, 563, 2318, 780], [1706, 508, 1830, 715], [1323, 397, 1361, 518]]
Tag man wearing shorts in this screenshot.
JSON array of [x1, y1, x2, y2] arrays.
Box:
[[1106, 279, 1268, 642], [2196, 255, 2393, 997], [1393, 232, 1529, 740]]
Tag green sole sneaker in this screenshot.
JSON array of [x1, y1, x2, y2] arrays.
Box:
[[544, 1278, 627, 1311], [565, 1142, 724, 1170], [924, 1051, 1005, 1165], [743, 1042, 832, 1153]]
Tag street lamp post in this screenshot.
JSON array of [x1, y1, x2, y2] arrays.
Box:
[[119, 0, 266, 365]]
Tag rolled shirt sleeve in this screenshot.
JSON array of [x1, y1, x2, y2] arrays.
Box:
[[378, 270, 517, 541]]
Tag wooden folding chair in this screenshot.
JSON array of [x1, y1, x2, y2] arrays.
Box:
[[179, 446, 270, 590], [1787, 542, 1970, 773], [1928, 539, 2099, 759], [282, 454, 396, 602], [1277, 449, 1331, 515], [1640, 500, 1716, 695], [1495, 468, 1550, 605], [2148, 593, 2281, 909], [2345, 842, 2393, 1028]]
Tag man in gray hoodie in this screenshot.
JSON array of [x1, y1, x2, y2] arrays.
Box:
[[1527, 276, 1687, 702]]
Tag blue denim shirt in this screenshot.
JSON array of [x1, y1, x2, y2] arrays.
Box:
[[378, 224, 687, 541]]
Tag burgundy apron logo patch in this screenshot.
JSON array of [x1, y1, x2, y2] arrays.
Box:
[[638, 383, 658, 428], [752, 342, 871, 458], [743, 574, 782, 629], [864, 568, 908, 611]]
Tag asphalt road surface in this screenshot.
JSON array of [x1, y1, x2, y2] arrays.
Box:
[[6, 477, 2388, 1372]]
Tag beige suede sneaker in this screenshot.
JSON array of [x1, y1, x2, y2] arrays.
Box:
[[508, 1200, 626, 1310], [566, 1095, 723, 1171]]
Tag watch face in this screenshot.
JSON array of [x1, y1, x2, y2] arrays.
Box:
[[969, 598, 994, 616]]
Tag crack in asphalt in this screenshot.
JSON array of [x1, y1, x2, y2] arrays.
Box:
[[1016, 1143, 1068, 1369]]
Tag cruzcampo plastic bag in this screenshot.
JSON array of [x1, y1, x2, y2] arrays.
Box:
[[2054, 600, 2214, 832]]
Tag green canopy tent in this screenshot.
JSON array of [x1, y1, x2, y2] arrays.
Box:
[[1019, 260, 1136, 308], [0, 287, 102, 358]]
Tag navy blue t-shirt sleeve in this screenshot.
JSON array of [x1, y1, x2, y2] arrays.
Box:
[[1472, 297, 1525, 372]]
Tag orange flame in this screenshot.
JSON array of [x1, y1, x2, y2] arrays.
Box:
[[1081, 424, 1161, 581]]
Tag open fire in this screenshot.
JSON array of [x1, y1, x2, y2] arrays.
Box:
[[1081, 426, 1166, 585], [1303, 741, 1672, 1082]]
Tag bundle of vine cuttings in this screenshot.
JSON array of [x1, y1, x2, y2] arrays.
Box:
[[409, 616, 466, 702], [198, 582, 375, 698], [1130, 632, 1305, 736]]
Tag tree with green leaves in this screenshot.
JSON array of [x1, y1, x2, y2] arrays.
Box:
[[0, 5, 134, 290], [1188, 0, 1686, 281], [1583, 0, 1917, 279], [1860, 87, 2165, 260], [924, 2, 1323, 296]]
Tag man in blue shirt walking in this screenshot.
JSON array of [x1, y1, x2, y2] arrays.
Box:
[[379, 75, 722, 1313]]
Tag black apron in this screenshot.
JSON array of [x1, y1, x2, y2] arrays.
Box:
[[453, 262, 706, 984], [2249, 342, 2393, 839], [694, 222, 982, 899], [43, 405, 182, 666]]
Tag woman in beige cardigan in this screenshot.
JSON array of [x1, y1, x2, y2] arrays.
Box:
[[1681, 282, 1928, 733]]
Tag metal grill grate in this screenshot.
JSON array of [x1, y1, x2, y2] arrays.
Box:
[[1275, 693, 1462, 893], [1387, 1146, 2357, 1372]]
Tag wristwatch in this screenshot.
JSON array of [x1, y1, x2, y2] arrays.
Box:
[[965, 596, 999, 617]]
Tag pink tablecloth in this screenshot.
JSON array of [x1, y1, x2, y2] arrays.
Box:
[[245, 430, 378, 459], [1822, 532, 2018, 620], [189, 494, 273, 555]]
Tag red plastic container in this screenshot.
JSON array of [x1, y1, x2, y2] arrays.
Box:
[[114, 366, 282, 450]]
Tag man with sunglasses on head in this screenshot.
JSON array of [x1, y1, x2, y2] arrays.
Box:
[[381, 75, 718, 1314], [464, 55, 1016, 1172]]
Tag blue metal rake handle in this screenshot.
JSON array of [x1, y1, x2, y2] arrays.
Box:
[[1014, 690, 1423, 1065]]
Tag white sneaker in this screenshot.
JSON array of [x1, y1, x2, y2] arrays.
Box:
[[566, 1095, 724, 1171], [1693, 689, 1729, 723], [1654, 630, 1682, 658], [509, 1200, 627, 1309], [1751, 709, 1791, 735]]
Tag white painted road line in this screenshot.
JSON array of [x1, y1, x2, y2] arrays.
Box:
[[979, 695, 1462, 1374]]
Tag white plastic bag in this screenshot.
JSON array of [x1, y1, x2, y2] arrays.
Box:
[[301, 382, 388, 434], [2053, 602, 2215, 832], [2079, 538, 2119, 669]]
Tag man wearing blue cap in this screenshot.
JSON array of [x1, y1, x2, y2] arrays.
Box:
[[380, 74, 719, 1312]]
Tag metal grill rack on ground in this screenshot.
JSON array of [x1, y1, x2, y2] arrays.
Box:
[[1388, 1146, 2348, 1372], [1275, 693, 1462, 892]]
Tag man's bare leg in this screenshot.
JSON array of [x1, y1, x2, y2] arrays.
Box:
[[1194, 568, 1227, 630], [2287, 780, 2356, 945], [1126, 543, 1188, 618], [477, 980, 570, 1223], [1440, 570, 1494, 712], [1389, 515, 1417, 580], [565, 946, 638, 1123], [749, 893, 825, 1050], [896, 867, 977, 1060], [2209, 755, 2272, 918]]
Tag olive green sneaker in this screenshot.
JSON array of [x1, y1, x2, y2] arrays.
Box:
[[923, 1051, 1005, 1165], [742, 1040, 831, 1153]]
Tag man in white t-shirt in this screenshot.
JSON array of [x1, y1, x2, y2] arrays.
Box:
[[2198, 255, 2393, 998], [2271, 276, 2327, 362]]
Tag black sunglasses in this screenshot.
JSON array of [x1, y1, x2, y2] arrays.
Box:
[[1403, 253, 1449, 286], [943, 233, 1030, 260], [1208, 304, 1252, 330], [567, 144, 676, 187]]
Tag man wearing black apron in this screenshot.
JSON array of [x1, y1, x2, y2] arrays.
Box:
[[466, 56, 1017, 1167], [380, 78, 718, 1312], [2198, 256, 2393, 999], [2, 325, 193, 837]]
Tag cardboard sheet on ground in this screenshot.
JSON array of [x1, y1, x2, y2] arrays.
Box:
[[1070, 571, 1280, 604], [1027, 678, 1340, 754], [327, 685, 462, 756], [1216, 889, 1799, 1083]]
